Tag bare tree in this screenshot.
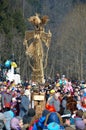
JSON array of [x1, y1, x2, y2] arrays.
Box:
[[57, 4, 86, 80]]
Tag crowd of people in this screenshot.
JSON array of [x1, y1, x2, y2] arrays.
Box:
[[0, 73, 86, 130]]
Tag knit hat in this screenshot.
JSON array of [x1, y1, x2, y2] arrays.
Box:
[[47, 122, 60, 130], [50, 89, 55, 94]]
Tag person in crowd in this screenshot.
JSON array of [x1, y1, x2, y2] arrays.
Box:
[[25, 85, 31, 102], [47, 91, 61, 112], [83, 111, 86, 129], [74, 88, 80, 101], [54, 73, 60, 83], [61, 94, 68, 111], [23, 80, 29, 88], [77, 99, 83, 111], [11, 97, 18, 116], [81, 97, 86, 111], [62, 116, 74, 130], [19, 89, 30, 118], [75, 110, 85, 130], [65, 92, 77, 114], [2, 87, 12, 109], [29, 113, 42, 130], [23, 108, 35, 125], [10, 116, 26, 130], [63, 78, 73, 94], [62, 110, 75, 130], [43, 112, 65, 130], [12, 89, 21, 116], [0, 86, 3, 112], [0, 119, 6, 130], [3, 107, 14, 130]]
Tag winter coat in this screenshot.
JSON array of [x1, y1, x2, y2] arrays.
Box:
[[19, 95, 30, 118], [48, 96, 60, 112], [2, 92, 12, 108]]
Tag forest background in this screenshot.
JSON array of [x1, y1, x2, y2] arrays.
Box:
[[0, 0, 86, 81]]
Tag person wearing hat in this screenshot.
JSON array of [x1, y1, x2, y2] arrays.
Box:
[[47, 92, 61, 112], [45, 89, 55, 103], [75, 110, 85, 130], [62, 116, 74, 130], [19, 89, 30, 118], [62, 111, 75, 130]]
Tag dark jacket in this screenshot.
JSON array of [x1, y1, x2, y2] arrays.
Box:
[[19, 95, 30, 118]]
